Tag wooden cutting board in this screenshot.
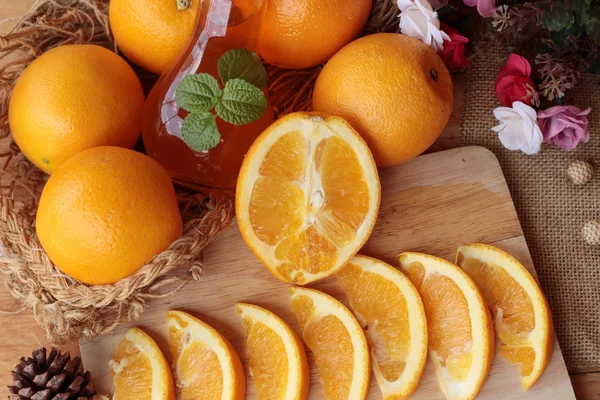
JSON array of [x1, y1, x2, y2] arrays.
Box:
[[81, 146, 575, 399]]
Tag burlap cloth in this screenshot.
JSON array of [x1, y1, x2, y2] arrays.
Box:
[[461, 40, 600, 371]]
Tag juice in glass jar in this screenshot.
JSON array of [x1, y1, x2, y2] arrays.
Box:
[[142, 0, 273, 189]]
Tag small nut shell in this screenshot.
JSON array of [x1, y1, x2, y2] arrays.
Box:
[[582, 220, 600, 246], [567, 160, 594, 185]]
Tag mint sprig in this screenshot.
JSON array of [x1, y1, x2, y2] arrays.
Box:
[[175, 49, 268, 152]]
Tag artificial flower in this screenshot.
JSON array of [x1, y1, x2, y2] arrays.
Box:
[[537, 106, 591, 151], [439, 24, 469, 69], [492, 101, 543, 155], [463, 0, 498, 17], [496, 54, 538, 107], [398, 0, 450, 52]]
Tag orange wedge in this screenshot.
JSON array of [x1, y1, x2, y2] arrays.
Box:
[[456, 244, 554, 389], [336, 255, 428, 399], [398, 253, 494, 400], [167, 311, 245, 400], [290, 287, 370, 400], [110, 327, 175, 400], [236, 303, 309, 399], [236, 112, 380, 284]]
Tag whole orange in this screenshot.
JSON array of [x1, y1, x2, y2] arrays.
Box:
[[109, 0, 200, 74], [312, 33, 453, 167], [258, 0, 372, 69], [36, 146, 183, 285], [9, 44, 144, 174]]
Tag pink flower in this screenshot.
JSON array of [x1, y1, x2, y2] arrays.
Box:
[[496, 54, 538, 107], [537, 106, 591, 151], [463, 0, 498, 17], [439, 24, 469, 69]]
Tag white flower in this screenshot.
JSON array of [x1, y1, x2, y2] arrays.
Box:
[[397, 0, 450, 52], [492, 101, 543, 155]]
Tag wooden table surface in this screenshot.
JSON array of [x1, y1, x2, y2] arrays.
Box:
[[0, 1, 598, 399]]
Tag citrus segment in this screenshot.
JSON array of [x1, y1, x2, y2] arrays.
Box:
[[110, 327, 175, 400], [290, 287, 370, 400], [336, 255, 428, 399], [236, 113, 380, 284], [236, 303, 309, 400], [398, 253, 494, 400], [167, 311, 245, 400], [456, 243, 554, 389]]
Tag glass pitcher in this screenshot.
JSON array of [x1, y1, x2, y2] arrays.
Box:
[[142, 0, 273, 190]]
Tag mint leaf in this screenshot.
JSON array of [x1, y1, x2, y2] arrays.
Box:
[[217, 48, 268, 89], [176, 74, 223, 113], [215, 78, 267, 125], [181, 112, 221, 151]]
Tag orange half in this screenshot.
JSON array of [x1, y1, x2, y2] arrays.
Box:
[[236, 112, 380, 284], [456, 243, 554, 389]]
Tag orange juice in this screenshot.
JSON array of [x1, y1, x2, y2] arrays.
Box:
[[142, 0, 273, 189]]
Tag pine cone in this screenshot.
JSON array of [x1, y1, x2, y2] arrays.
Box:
[[8, 348, 103, 400]]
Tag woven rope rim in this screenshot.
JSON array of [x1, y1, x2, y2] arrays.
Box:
[[0, 0, 400, 344]]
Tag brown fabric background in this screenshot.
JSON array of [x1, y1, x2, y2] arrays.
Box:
[[461, 41, 600, 371]]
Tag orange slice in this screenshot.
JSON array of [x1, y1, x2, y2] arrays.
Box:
[[167, 310, 245, 400], [290, 287, 370, 400], [336, 255, 428, 399], [236, 303, 309, 399], [236, 112, 380, 284], [110, 327, 175, 400], [398, 253, 494, 400], [456, 243, 554, 389]]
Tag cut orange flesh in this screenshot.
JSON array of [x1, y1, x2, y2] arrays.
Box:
[[236, 112, 380, 284], [290, 287, 370, 400], [336, 255, 428, 399], [110, 327, 175, 400], [236, 303, 309, 399], [456, 244, 554, 389], [398, 253, 494, 400], [167, 311, 245, 400]]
